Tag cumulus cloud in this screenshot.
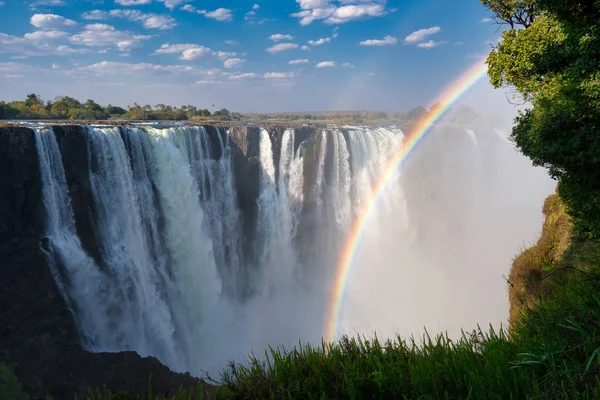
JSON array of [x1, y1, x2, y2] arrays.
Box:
[[264, 72, 296, 79], [225, 40, 238, 46], [417, 40, 447, 49], [28, 0, 66, 9], [78, 61, 214, 76], [106, 10, 177, 30], [480, 17, 492, 23], [270, 34, 294, 42], [229, 72, 260, 80], [291, 0, 388, 25], [301, 45, 310, 51], [253, 4, 260, 9], [30, 14, 77, 30], [180, 47, 213, 60], [224, 58, 244, 68], [158, 0, 189, 9], [404, 26, 441, 44], [70, 24, 151, 52], [289, 59, 309, 64], [315, 61, 335, 68], [183, 6, 233, 21], [24, 30, 68, 40], [153, 43, 236, 61], [0, 32, 85, 57], [266, 43, 299, 54], [82, 10, 109, 20], [308, 32, 337, 46], [359, 35, 397, 46], [114, 0, 152, 5]]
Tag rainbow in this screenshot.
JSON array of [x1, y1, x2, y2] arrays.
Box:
[[325, 59, 489, 343]]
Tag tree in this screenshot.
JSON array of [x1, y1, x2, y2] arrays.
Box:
[[24, 93, 43, 108], [105, 104, 127, 115], [480, 0, 537, 28], [483, 0, 600, 235], [407, 106, 426, 121]]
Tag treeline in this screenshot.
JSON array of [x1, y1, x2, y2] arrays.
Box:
[[249, 107, 429, 123], [0, 94, 237, 121]]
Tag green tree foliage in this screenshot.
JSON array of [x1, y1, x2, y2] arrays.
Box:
[[0, 363, 29, 400], [484, 0, 600, 236], [407, 106, 426, 121], [0, 95, 221, 121]]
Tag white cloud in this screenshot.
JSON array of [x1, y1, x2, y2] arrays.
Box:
[[301, 45, 310, 51], [78, 61, 215, 76], [252, 4, 260, 9], [200, 8, 233, 21], [216, 51, 236, 60], [0, 32, 85, 57], [341, 62, 355, 68], [316, 61, 335, 68], [308, 33, 336, 46], [480, 17, 492, 23], [289, 59, 309, 64], [266, 43, 299, 54], [153, 43, 236, 61], [108, 10, 177, 30], [264, 72, 296, 79], [404, 26, 441, 44], [114, 0, 152, 5], [184, 6, 233, 21], [29, 0, 65, 9], [225, 40, 238, 46], [195, 80, 227, 85], [0, 1, 5, 6], [24, 30, 68, 40], [180, 47, 213, 60], [291, 1, 388, 25], [82, 10, 109, 20], [229, 72, 260, 80], [417, 40, 447, 49], [270, 34, 294, 42], [51, 62, 60, 69], [224, 58, 244, 68], [158, 0, 189, 9], [359, 35, 397, 46], [30, 14, 77, 30], [70, 24, 151, 52], [326, 4, 386, 24], [154, 43, 200, 54]]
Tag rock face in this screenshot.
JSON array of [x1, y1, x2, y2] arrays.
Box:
[[0, 123, 318, 399]]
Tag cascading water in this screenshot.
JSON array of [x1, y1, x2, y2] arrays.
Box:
[[33, 121, 555, 376]]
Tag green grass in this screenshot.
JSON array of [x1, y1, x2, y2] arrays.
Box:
[[214, 278, 600, 400]]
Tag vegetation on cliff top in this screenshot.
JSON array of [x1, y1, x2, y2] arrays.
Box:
[[0, 93, 450, 125], [485, 0, 600, 237]]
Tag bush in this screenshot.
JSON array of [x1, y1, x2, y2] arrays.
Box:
[[0, 363, 29, 400]]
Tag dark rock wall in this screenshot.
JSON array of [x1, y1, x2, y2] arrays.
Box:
[[0, 127, 45, 242]]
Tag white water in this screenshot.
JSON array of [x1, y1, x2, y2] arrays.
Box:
[[33, 121, 555, 376]]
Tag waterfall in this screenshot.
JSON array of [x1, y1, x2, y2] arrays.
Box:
[[31, 123, 555, 376]]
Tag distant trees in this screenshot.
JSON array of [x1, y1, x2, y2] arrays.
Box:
[[0, 95, 225, 121], [407, 106, 427, 121]]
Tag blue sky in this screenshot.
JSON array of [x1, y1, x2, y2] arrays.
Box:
[[0, 0, 506, 112]]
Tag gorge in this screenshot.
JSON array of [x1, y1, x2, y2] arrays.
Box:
[[0, 120, 554, 398]]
